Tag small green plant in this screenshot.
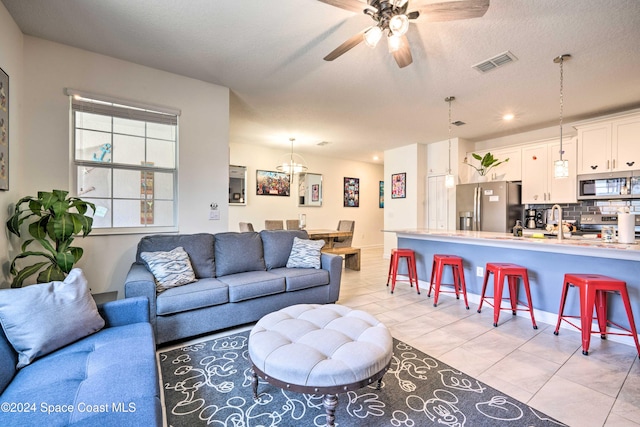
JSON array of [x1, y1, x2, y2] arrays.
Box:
[[466, 152, 509, 176], [6, 189, 95, 288]]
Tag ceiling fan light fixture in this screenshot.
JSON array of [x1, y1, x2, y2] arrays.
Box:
[[364, 26, 383, 48], [389, 14, 409, 36], [387, 33, 402, 53]]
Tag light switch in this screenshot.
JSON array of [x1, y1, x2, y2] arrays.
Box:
[[209, 210, 220, 220]]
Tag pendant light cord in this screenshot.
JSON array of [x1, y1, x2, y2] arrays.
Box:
[[445, 96, 455, 174], [554, 54, 570, 161]]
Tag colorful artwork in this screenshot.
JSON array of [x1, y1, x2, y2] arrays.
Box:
[[391, 173, 406, 199], [379, 181, 384, 208], [312, 184, 319, 202], [344, 177, 359, 207], [0, 67, 8, 190], [256, 170, 290, 196]]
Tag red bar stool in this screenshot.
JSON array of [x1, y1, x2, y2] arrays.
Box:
[[386, 248, 420, 294], [477, 263, 538, 329], [553, 274, 640, 357], [427, 254, 469, 309]]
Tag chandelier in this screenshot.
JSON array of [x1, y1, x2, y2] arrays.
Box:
[[277, 138, 308, 177]]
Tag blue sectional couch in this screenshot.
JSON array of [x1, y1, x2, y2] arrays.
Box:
[[125, 230, 343, 345], [0, 296, 162, 427]]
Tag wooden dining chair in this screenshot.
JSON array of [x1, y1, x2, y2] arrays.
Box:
[[286, 219, 300, 230], [334, 220, 355, 248], [239, 222, 254, 232], [264, 220, 284, 230]]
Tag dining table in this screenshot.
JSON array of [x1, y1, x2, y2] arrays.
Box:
[[306, 229, 353, 249]]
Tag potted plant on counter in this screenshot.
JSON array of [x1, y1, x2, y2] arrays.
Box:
[[6, 189, 96, 288], [466, 152, 509, 181]]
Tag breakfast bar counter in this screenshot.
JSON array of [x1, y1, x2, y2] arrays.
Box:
[[387, 229, 640, 333]]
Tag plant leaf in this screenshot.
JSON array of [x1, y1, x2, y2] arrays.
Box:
[[471, 153, 482, 161], [10, 262, 50, 288], [56, 251, 76, 273], [37, 265, 66, 284]]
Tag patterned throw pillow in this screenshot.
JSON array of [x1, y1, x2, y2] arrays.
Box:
[[141, 246, 197, 293], [286, 237, 325, 269]]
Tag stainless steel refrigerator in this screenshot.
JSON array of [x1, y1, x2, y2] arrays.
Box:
[[456, 181, 522, 233]]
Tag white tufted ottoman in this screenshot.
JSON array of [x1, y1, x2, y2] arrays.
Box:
[[248, 303, 393, 426]]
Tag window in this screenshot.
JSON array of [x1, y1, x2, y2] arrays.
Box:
[[68, 89, 180, 234]]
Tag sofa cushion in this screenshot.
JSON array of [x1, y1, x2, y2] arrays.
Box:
[[260, 229, 309, 269], [215, 232, 266, 277], [217, 271, 285, 302], [0, 269, 105, 369], [141, 246, 197, 293], [268, 267, 331, 292], [0, 322, 161, 426], [0, 326, 17, 395], [156, 278, 229, 315], [136, 233, 215, 278], [286, 237, 325, 269]]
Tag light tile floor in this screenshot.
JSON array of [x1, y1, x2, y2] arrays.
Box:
[[336, 247, 640, 427]]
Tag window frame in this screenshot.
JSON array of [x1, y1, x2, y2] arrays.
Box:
[[67, 89, 180, 235]]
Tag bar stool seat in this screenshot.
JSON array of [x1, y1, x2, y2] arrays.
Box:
[[553, 273, 640, 357], [427, 254, 469, 309], [386, 249, 419, 294], [477, 263, 537, 329]]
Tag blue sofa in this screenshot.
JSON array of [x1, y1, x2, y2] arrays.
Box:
[[125, 230, 343, 346], [0, 297, 162, 427]]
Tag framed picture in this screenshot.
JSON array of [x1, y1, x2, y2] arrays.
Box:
[[0, 67, 9, 191], [311, 184, 319, 202], [343, 177, 359, 207], [256, 170, 290, 196], [391, 173, 406, 199], [379, 181, 384, 208]]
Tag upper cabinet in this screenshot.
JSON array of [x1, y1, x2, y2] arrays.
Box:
[[576, 112, 640, 174], [521, 138, 576, 204], [427, 140, 450, 175], [466, 147, 521, 182]]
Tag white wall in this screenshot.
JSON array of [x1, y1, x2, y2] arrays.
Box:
[[3, 36, 229, 294], [383, 143, 427, 256], [0, 3, 24, 286], [230, 143, 384, 248]]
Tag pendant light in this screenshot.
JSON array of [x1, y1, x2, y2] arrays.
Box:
[[444, 96, 456, 188], [276, 137, 308, 180], [553, 54, 571, 178]]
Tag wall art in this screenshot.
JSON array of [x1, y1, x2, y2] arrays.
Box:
[[0, 67, 9, 191], [343, 177, 359, 207], [379, 181, 384, 208], [391, 172, 406, 199], [256, 170, 290, 196]]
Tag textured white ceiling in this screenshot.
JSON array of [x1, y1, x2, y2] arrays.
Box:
[[2, 0, 640, 163]]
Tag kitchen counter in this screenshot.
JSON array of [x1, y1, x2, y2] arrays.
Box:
[[386, 228, 640, 336], [388, 229, 639, 261]]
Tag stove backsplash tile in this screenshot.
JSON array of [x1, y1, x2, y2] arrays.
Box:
[[528, 199, 639, 224]]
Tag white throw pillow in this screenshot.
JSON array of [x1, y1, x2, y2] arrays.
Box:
[[140, 246, 197, 293], [0, 269, 105, 369], [286, 237, 325, 269]]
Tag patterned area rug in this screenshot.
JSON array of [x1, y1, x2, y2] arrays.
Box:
[[158, 331, 567, 426]]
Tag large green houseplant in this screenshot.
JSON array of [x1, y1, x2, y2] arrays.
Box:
[[466, 152, 509, 177], [6, 189, 96, 288]]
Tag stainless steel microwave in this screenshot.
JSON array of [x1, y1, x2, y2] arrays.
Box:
[[577, 171, 640, 200]]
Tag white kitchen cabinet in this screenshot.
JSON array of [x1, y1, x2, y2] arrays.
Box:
[[522, 138, 576, 204], [576, 113, 640, 174], [465, 147, 521, 182], [427, 140, 449, 175], [427, 175, 447, 230]]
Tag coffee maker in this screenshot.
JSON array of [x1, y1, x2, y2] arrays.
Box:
[[525, 209, 537, 229]]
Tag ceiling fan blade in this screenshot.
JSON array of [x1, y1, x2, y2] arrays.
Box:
[[412, 0, 490, 22], [324, 28, 368, 61], [318, 0, 371, 14], [407, 10, 420, 19], [392, 35, 413, 68]]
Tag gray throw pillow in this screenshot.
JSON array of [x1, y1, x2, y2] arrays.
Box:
[[0, 269, 105, 369], [286, 237, 325, 269], [140, 246, 197, 293]]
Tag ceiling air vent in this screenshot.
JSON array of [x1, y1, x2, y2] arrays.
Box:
[[472, 51, 518, 73]]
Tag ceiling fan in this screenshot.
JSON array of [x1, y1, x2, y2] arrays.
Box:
[[319, 0, 490, 68]]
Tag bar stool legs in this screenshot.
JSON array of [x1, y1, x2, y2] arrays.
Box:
[[554, 273, 640, 357], [428, 254, 469, 309], [386, 249, 420, 294], [477, 263, 537, 329]]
